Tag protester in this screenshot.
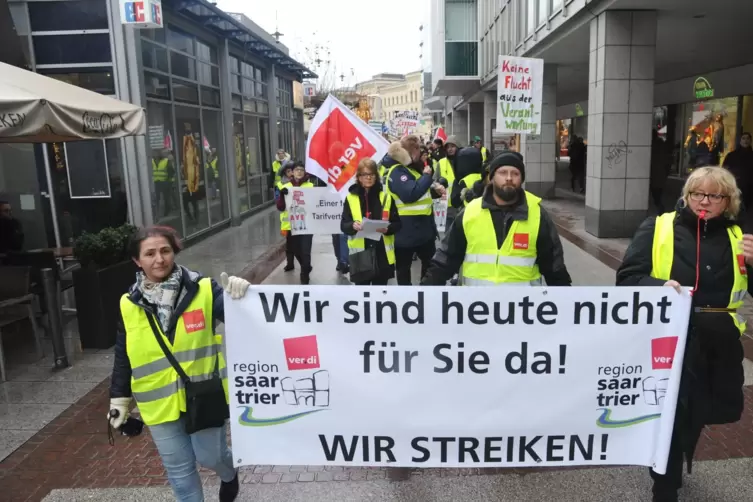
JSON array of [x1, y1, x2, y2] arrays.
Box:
[[567, 135, 586, 194], [431, 138, 445, 164], [109, 225, 250, 502], [276, 161, 296, 272], [435, 136, 460, 229], [341, 158, 401, 285], [421, 152, 572, 287], [616, 166, 753, 502], [0, 200, 24, 253], [450, 147, 484, 209], [472, 135, 489, 163], [723, 132, 753, 213], [272, 149, 290, 186], [384, 135, 445, 285], [276, 162, 314, 284]]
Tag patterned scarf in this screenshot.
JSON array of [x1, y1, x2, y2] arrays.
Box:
[[136, 266, 183, 332]]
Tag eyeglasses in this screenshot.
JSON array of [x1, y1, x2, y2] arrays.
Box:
[[689, 192, 727, 203], [358, 173, 376, 178]]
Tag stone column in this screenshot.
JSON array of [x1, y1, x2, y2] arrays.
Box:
[[483, 91, 496, 150], [585, 11, 657, 238], [468, 102, 484, 144], [523, 63, 557, 198], [452, 108, 468, 145]]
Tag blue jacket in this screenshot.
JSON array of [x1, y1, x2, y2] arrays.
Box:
[[385, 154, 438, 248]]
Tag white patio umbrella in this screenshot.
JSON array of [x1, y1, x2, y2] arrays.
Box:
[[0, 61, 145, 142], [0, 61, 146, 248]]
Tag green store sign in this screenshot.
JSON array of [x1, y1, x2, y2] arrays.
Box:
[[694, 77, 714, 100], [575, 103, 584, 117]]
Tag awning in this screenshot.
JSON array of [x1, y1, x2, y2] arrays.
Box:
[[0, 62, 146, 143]]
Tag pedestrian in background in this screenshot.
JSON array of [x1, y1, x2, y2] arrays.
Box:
[[384, 135, 445, 285], [617, 166, 751, 502], [276, 162, 314, 284], [341, 158, 401, 285], [109, 226, 251, 502], [450, 147, 484, 209], [276, 162, 296, 272]]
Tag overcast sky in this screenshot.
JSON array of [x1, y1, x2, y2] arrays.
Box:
[[216, 0, 428, 86]]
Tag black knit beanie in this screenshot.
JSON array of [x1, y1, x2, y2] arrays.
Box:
[[488, 152, 525, 182]]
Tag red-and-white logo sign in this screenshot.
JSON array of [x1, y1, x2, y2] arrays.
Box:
[[308, 108, 377, 192], [651, 336, 678, 370], [292, 190, 305, 205], [513, 233, 529, 250], [283, 335, 321, 371], [737, 254, 747, 275], [182, 310, 206, 333]]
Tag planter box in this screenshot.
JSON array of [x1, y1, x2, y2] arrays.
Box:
[[73, 260, 137, 350]]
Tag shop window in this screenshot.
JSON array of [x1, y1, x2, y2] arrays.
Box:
[[197, 62, 219, 87], [231, 94, 242, 111], [243, 100, 256, 114], [676, 98, 739, 176], [201, 109, 228, 224], [232, 114, 249, 212], [28, 0, 108, 32], [141, 28, 166, 45], [170, 51, 196, 81], [142, 41, 169, 73], [196, 41, 218, 64], [40, 69, 115, 94], [167, 26, 194, 55], [143, 71, 170, 99], [740, 96, 753, 143], [146, 101, 179, 228], [200, 88, 221, 108], [244, 115, 260, 176], [33, 34, 111, 65], [172, 79, 199, 104], [175, 105, 208, 236]]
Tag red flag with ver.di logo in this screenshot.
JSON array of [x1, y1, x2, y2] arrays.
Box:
[[306, 94, 389, 197]]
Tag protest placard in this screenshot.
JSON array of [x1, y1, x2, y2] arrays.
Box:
[[285, 187, 343, 235], [434, 199, 448, 233], [496, 56, 544, 135], [225, 286, 691, 473]]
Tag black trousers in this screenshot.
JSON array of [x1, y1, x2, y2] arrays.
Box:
[[289, 235, 313, 282], [651, 187, 666, 214], [285, 233, 295, 267], [395, 240, 435, 285], [649, 410, 684, 498], [354, 276, 391, 286]]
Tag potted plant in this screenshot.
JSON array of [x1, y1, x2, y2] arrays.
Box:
[[72, 224, 138, 349]]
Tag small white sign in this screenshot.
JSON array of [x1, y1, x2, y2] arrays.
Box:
[[285, 187, 343, 235], [496, 56, 544, 136]]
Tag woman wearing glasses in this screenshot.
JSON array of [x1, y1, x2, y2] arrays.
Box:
[[617, 166, 753, 502], [341, 158, 401, 285]]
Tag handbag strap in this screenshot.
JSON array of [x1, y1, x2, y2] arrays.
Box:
[[145, 312, 193, 386]]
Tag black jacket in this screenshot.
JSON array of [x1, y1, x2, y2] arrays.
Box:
[[450, 147, 483, 209], [723, 147, 753, 211], [421, 186, 572, 286], [616, 204, 749, 471], [341, 182, 402, 278], [110, 266, 225, 399]]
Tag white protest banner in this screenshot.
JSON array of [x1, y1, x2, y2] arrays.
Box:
[[225, 286, 691, 473], [434, 199, 448, 232], [285, 187, 343, 235], [306, 94, 390, 198], [496, 55, 544, 135]]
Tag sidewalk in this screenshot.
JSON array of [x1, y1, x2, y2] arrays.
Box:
[[0, 208, 284, 483], [32, 233, 753, 502]]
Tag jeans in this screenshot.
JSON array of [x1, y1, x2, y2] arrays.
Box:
[[149, 418, 236, 502], [332, 234, 349, 265], [395, 240, 436, 285]]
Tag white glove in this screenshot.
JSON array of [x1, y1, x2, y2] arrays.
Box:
[[108, 397, 132, 429], [221, 272, 251, 300]]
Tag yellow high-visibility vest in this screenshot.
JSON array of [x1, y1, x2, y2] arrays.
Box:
[[461, 191, 543, 286], [207, 158, 218, 179], [438, 158, 456, 208], [385, 166, 432, 217], [460, 173, 483, 206], [651, 211, 748, 335], [152, 158, 169, 182], [121, 278, 228, 426], [480, 146, 489, 163], [280, 181, 314, 231], [272, 160, 282, 185], [346, 191, 395, 265]]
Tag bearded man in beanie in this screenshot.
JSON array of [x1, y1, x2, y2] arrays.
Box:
[[421, 152, 572, 287]]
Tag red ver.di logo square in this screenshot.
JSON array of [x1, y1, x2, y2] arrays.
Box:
[[651, 336, 678, 370], [283, 335, 321, 370], [182, 310, 206, 333]]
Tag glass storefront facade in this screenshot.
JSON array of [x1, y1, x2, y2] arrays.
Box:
[[656, 96, 745, 178], [0, 1, 309, 251]]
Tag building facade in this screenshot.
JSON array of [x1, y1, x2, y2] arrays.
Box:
[[356, 71, 432, 138], [1, 0, 313, 251], [431, 0, 753, 237]]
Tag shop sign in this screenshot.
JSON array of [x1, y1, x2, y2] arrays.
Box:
[[120, 0, 163, 29], [694, 77, 714, 100], [575, 103, 584, 117]]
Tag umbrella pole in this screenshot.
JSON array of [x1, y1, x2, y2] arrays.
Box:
[[41, 144, 62, 248]]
